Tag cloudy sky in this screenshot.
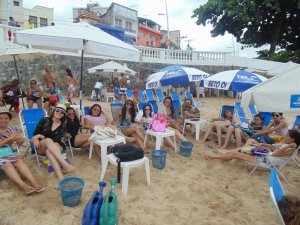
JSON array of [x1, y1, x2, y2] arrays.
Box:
[[22, 0, 262, 58]]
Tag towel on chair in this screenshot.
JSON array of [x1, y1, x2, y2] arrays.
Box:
[[88, 126, 117, 141]]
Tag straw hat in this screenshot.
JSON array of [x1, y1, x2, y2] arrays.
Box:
[[55, 104, 66, 112], [0, 108, 12, 119]]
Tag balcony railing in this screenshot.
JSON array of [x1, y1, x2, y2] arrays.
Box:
[[0, 24, 23, 43], [135, 46, 233, 66]]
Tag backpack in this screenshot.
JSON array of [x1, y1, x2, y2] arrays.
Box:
[[151, 113, 167, 132], [111, 144, 144, 183]]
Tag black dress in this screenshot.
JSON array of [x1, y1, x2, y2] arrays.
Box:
[[66, 120, 81, 147], [33, 117, 66, 148]]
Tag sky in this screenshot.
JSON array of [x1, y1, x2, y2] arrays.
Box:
[[22, 0, 262, 58]]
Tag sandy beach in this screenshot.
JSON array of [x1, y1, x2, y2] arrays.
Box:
[[1, 96, 300, 225]]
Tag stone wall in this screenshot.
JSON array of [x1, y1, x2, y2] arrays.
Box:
[[0, 54, 238, 95]]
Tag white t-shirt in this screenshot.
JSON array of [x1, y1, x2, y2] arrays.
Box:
[[94, 81, 103, 89]]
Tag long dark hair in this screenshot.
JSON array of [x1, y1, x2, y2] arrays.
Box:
[[90, 104, 102, 116], [65, 68, 73, 78], [288, 129, 300, 147], [142, 104, 152, 118], [66, 107, 80, 125], [122, 100, 136, 123], [163, 96, 175, 118]]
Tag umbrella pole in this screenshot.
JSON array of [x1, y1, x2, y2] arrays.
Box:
[[79, 49, 84, 121], [13, 55, 25, 109]]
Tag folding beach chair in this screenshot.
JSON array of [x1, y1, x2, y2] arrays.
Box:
[[145, 89, 155, 102], [19, 108, 48, 167], [250, 145, 300, 183], [269, 168, 285, 225], [248, 104, 258, 118], [184, 91, 197, 108], [234, 102, 249, 124], [258, 112, 273, 127], [138, 90, 147, 103], [125, 89, 133, 98], [110, 101, 124, 120], [155, 89, 165, 102], [291, 115, 300, 129]]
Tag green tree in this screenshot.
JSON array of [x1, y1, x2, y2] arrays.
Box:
[[256, 49, 300, 63], [192, 0, 300, 60]]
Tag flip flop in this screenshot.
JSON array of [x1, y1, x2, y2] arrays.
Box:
[[34, 185, 45, 193], [23, 186, 36, 195], [206, 145, 221, 154]]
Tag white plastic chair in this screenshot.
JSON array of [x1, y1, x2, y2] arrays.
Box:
[[144, 128, 176, 152], [100, 154, 150, 196], [182, 119, 207, 141]]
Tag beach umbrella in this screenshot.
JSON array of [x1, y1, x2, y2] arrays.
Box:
[[241, 67, 300, 112], [204, 69, 267, 92], [15, 22, 140, 116], [0, 42, 47, 108], [145, 65, 209, 89]]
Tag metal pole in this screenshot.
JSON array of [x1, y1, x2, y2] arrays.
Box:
[[13, 55, 25, 109], [165, 0, 170, 49], [79, 48, 84, 121]]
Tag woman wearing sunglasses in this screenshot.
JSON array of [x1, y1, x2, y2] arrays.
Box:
[[32, 104, 76, 181], [246, 112, 289, 145], [163, 97, 182, 132], [26, 79, 43, 109], [113, 99, 147, 149]]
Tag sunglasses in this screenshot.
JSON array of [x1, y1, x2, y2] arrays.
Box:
[[126, 102, 133, 105], [145, 108, 151, 111], [30, 82, 36, 85], [272, 114, 280, 117], [55, 109, 65, 115]]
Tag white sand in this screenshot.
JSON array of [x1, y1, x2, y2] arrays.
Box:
[[1, 96, 299, 225]]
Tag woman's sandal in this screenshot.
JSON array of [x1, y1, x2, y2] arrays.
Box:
[[23, 186, 36, 195], [34, 185, 45, 193]]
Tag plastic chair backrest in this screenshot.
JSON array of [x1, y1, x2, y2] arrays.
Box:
[[19, 108, 47, 140], [145, 89, 155, 102], [149, 100, 158, 113], [234, 102, 248, 124], [137, 102, 149, 111], [258, 112, 273, 126], [110, 102, 124, 119], [126, 89, 133, 98], [138, 90, 147, 102], [155, 89, 165, 102], [184, 91, 196, 108], [292, 115, 300, 128], [248, 104, 257, 118], [83, 106, 90, 116], [269, 168, 285, 225]]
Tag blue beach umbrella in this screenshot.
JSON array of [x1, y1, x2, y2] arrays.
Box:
[[145, 65, 209, 89], [204, 69, 267, 92]]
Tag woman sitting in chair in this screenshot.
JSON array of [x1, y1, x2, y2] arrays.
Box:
[[0, 109, 44, 195], [32, 104, 76, 181], [201, 130, 300, 166], [0, 79, 21, 112], [202, 108, 233, 147], [163, 96, 182, 132], [26, 79, 43, 109], [113, 99, 150, 149]]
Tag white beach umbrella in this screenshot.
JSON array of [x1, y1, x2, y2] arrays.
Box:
[[15, 22, 140, 113], [88, 60, 136, 76], [241, 67, 300, 112], [0, 43, 48, 108]]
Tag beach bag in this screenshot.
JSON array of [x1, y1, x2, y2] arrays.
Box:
[[88, 126, 117, 141], [49, 95, 59, 104], [111, 144, 144, 183], [151, 113, 167, 132]]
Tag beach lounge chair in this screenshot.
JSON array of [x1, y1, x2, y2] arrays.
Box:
[[171, 92, 182, 117], [19, 108, 48, 167], [250, 145, 300, 183], [248, 104, 258, 118], [155, 89, 165, 102], [219, 105, 235, 117], [145, 89, 155, 102], [269, 168, 285, 225], [258, 112, 273, 127], [138, 90, 147, 103], [234, 102, 249, 124], [110, 101, 124, 120], [125, 89, 133, 98], [291, 115, 300, 129], [184, 91, 198, 108]]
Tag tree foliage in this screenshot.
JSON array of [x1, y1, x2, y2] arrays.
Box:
[[192, 0, 300, 60], [256, 49, 300, 63]]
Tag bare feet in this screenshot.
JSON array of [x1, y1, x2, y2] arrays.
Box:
[[199, 152, 213, 160], [63, 165, 76, 174], [125, 136, 137, 143]]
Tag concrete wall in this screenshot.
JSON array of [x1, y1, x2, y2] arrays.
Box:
[[0, 54, 237, 95]]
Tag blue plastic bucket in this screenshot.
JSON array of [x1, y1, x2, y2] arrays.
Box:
[[59, 177, 85, 207], [180, 141, 194, 157], [151, 150, 167, 169]]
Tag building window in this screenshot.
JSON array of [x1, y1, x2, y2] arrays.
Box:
[[13, 1, 20, 6], [125, 21, 132, 32], [29, 16, 37, 28], [115, 18, 122, 27], [40, 18, 48, 27]]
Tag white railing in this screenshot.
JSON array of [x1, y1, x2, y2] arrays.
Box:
[[136, 46, 233, 66], [0, 24, 23, 43]]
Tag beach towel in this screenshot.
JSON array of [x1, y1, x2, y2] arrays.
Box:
[[88, 126, 117, 141]]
